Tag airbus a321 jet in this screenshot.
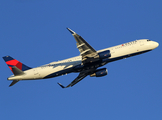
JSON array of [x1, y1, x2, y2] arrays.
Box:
[[3, 28, 159, 88]]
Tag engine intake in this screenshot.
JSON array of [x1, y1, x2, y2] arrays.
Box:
[[98, 50, 111, 59], [90, 68, 108, 77]]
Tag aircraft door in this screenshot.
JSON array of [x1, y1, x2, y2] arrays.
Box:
[[33, 68, 40, 79], [110, 48, 115, 56]]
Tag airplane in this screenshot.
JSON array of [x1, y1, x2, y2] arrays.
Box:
[[3, 28, 159, 88]]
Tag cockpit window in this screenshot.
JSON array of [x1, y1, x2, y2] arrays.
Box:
[[147, 39, 151, 41]]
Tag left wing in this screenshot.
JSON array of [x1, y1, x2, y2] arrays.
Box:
[[58, 69, 95, 88]]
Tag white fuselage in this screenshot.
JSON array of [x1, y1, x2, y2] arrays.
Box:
[[8, 39, 159, 81]]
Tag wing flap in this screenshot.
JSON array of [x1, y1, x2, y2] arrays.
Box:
[[74, 34, 97, 57]]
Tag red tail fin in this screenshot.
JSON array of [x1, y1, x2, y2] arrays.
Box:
[[3, 56, 31, 73]]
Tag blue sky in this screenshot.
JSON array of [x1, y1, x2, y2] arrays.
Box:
[[1, 0, 162, 120]]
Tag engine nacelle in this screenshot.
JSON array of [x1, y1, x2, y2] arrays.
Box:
[[98, 50, 111, 59], [90, 68, 108, 77]]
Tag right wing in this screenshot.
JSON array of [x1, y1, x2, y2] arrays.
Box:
[[67, 28, 99, 64]]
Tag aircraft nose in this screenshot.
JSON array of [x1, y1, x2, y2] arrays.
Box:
[[156, 42, 159, 47], [151, 41, 159, 49], [154, 42, 159, 48]]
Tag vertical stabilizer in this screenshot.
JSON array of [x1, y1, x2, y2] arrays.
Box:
[[3, 56, 31, 73]]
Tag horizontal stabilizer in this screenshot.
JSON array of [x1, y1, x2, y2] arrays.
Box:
[[12, 66, 24, 76], [9, 80, 19, 87]]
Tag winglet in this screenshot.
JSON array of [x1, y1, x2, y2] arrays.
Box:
[[67, 28, 75, 34], [57, 82, 66, 88]]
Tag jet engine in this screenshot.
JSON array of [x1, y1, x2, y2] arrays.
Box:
[[90, 68, 108, 77], [98, 50, 111, 59]]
